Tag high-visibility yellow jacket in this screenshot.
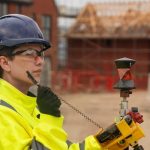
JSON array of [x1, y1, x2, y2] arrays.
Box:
[[0, 78, 103, 150]]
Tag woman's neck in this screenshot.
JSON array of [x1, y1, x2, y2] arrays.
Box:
[[3, 76, 31, 94]]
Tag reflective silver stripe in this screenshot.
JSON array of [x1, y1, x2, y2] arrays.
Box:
[[29, 138, 49, 150], [0, 100, 16, 112], [67, 140, 85, 150], [0, 100, 49, 150], [79, 141, 85, 150]]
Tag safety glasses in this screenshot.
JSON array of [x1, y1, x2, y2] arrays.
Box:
[[11, 48, 45, 60]]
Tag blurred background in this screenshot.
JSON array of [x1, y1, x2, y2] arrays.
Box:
[[1, 0, 150, 149]]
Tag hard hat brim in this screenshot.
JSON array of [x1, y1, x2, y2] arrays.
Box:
[[0, 38, 51, 50]]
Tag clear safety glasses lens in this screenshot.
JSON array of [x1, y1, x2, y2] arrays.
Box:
[[12, 49, 45, 60]]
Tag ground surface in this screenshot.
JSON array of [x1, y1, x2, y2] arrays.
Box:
[[59, 90, 150, 149]]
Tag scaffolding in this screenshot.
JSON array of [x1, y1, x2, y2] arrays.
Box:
[[54, 0, 150, 93]]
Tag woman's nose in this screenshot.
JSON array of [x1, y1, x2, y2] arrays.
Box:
[[34, 56, 44, 65]]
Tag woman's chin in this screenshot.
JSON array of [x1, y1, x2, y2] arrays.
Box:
[[34, 76, 40, 82], [34, 72, 41, 77]]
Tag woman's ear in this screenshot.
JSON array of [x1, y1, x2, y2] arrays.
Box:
[[0, 56, 11, 72]]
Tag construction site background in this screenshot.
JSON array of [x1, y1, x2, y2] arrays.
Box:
[[55, 0, 150, 93], [55, 2, 150, 148]]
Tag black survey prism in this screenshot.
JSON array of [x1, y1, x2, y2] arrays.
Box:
[[114, 57, 136, 90]]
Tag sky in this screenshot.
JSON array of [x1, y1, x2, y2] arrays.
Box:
[[55, 0, 150, 8]]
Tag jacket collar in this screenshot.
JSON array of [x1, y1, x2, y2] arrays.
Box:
[[0, 78, 37, 115]]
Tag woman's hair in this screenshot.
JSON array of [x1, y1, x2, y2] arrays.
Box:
[[0, 47, 14, 78], [0, 66, 2, 77]]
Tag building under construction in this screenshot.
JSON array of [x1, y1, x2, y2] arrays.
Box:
[[53, 1, 150, 92]]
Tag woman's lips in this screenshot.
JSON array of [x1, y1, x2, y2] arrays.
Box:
[[32, 70, 42, 76], [33, 69, 42, 73]]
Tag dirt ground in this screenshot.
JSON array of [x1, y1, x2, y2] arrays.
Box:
[[59, 90, 150, 150]]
